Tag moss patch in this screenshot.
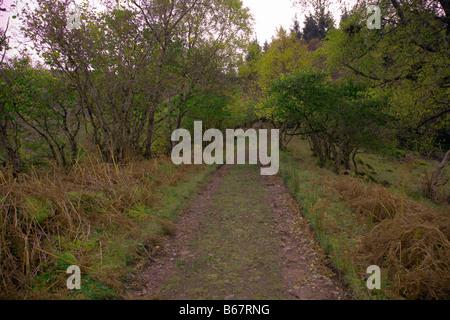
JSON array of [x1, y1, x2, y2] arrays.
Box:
[[24, 197, 55, 223]]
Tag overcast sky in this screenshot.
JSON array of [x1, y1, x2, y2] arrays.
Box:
[[241, 0, 299, 44], [1, 0, 346, 54], [1, 0, 22, 37]]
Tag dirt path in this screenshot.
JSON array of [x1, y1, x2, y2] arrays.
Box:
[[127, 164, 347, 300]]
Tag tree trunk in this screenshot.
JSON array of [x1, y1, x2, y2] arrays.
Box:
[[331, 143, 341, 174], [352, 148, 359, 175], [281, 123, 300, 150], [429, 149, 450, 202], [144, 108, 156, 159], [0, 115, 21, 176]]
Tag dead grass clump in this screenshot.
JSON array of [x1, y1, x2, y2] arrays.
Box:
[[333, 176, 423, 222], [332, 175, 450, 299], [355, 211, 450, 300], [397, 153, 416, 164], [0, 153, 203, 299], [0, 168, 89, 297]]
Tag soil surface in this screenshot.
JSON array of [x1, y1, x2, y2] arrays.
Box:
[[126, 164, 348, 300]]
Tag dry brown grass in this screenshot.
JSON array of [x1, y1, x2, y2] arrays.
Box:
[[331, 175, 450, 300], [333, 176, 426, 222], [282, 137, 449, 300], [0, 154, 204, 299], [356, 212, 450, 299]]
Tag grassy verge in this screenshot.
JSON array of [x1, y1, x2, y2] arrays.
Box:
[[280, 137, 450, 300], [280, 151, 370, 299], [0, 156, 218, 299]]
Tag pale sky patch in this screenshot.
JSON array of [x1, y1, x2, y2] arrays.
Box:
[[241, 0, 300, 45], [241, 0, 348, 45]]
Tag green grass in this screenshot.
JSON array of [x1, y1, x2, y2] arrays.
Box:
[[288, 138, 449, 201], [279, 152, 371, 299], [24, 197, 55, 223]]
